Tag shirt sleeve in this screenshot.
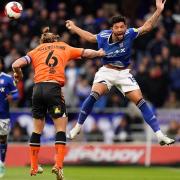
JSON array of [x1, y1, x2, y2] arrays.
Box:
[[22, 55, 32, 64], [68, 46, 84, 60], [128, 28, 139, 40], [27, 49, 35, 62], [96, 30, 107, 48]]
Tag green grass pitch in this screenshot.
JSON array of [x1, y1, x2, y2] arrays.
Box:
[[3, 166, 180, 180]]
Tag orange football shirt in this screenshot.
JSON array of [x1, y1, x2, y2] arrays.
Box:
[[27, 42, 84, 86]]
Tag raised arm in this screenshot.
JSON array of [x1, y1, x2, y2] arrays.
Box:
[[12, 57, 28, 82], [66, 20, 97, 43], [138, 0, 166, 36]]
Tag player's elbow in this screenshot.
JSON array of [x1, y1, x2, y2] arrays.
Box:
[[12, 58, 26, 69], [12, 59, 21, 69], [12, 61, 18, 69], [143, 23, 153, 33]]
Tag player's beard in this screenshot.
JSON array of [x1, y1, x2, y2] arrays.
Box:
[[117, 34, 124, 41], [114, 32, 124, 41]]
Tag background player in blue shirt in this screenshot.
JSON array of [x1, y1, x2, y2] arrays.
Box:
[[66, 0, 175, 145], [0, 57, 19, 177]]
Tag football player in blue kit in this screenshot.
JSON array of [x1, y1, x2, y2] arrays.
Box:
[[66, 0, 175, 145], [0, 57, 19, 177]]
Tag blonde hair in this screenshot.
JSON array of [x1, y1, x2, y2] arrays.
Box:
[[39, 27, 60, 44]]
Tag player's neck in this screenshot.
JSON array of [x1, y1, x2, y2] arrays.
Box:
[[112, 34, 121, 43]]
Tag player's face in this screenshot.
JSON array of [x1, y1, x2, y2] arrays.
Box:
[[112, 22, 127, 41]]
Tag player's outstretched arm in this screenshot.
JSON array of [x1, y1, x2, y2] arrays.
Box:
[[138, 0, 166, 36], [66, 20, 97, 43], [82, 48, 105, 59], [12, 57, 28, 82]]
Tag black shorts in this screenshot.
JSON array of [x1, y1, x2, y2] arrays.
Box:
[[32, 82, 67, 119]]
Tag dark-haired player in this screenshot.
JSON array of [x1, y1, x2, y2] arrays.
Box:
[[0, 57, 19, 178], [66, 0, 175, 146]]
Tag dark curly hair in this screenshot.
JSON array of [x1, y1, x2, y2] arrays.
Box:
[[109, 15, 127, 27]]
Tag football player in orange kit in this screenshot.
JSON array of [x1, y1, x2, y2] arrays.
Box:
[[12, 27, 105, 180]]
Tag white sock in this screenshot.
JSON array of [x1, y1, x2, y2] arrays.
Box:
[[75, 123, 82, 129], [155, 130, 164, 138]]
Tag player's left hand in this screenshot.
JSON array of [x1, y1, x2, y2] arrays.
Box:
[[5, 94, 13, 102], [98, 48, 106, 57], [156, 0, 166, 11], [13, 72, 23, 83]]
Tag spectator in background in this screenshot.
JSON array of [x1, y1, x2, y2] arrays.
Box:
[[114, 115, 132, 142], [167, 120, 179, 139], [169, 56, 180, 99], [169, 35, 180, 57], [85, 122, 104, 142], [162, 10, 176, 37], [147, 27, 168, 58], [175, 128, 180, 142], [164, 92, 180, 108], [63, 61, 79, 107], [9, 121, 28, 142], [76, 75, 91, 106], [146, 65, 169, 107]]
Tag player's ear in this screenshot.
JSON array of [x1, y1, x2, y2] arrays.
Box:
[[123, 23, 127, 30]]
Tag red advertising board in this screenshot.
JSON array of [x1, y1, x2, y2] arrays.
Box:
[[6, 144, 180, 167]]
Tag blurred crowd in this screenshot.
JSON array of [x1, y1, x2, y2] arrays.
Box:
[[0, 0, 180, 110], [167, 120, 180, 142]]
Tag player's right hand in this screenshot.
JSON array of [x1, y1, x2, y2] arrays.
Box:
[[98, 48, 106, 57], [65, 20, 76, 31]]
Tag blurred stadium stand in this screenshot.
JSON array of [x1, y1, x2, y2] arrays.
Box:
[[0, 0, 180, 166]]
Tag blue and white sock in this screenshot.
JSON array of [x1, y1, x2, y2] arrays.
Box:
[[0, 143, 7, 164], [137, 99, 160, 132], [77, 92, 100, 125]]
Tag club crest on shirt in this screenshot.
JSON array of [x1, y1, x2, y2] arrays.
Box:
[[119, 42, 124, 48], [0, 79, 4, 84]]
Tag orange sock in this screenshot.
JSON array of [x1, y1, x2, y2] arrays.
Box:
[[30, 146, 40, 170], [55, 144, 66, 169]]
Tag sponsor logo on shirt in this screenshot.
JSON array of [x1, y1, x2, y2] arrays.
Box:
[[106, 48, 126, 58], [0, 87, 5, 92]]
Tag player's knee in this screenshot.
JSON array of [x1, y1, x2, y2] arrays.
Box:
[[29, 132, 41, 146], [0, 135, 7, 143], [136, 98, 146, 107], [90, 91, 101, 100], [55, 131, 66, 145]]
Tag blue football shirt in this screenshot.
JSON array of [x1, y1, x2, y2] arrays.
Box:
[[0, 72, 18, 119], [96, 28, 139, 67]]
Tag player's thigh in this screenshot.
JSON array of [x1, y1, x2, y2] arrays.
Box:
[[32, 83, 47, 119], [125, 89, 143, 104], [52, 117, 68, 132], [115, 70, 141, 98], [33, 118, 45, 134], [93, 67, 113, 95], [92, 83, 109, 95], [44, 83, 68, 125]]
